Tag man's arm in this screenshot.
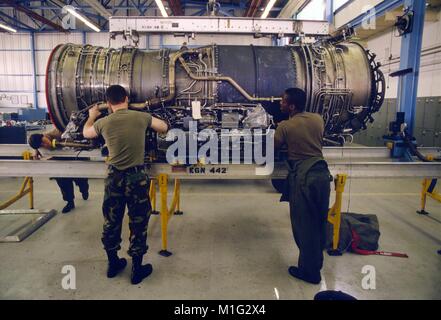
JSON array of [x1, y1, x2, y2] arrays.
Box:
[[151, 116, 169, 134], [32, 149, 42, 160], [45, 128, 62, 141], [83, 106, 101, 139], [274, 123, 286, 151]]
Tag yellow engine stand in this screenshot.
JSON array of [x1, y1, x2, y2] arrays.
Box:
[[149, 173, 182, 257], [417, 178, 441, 215], [327, 174, 348, 256], [0, 151, 34, 210]]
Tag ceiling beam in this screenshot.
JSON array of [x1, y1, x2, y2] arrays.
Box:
[[0, 0, 68, 32], [277, 0, 308, 18], [0, 9, 37, 31], [82, 0, 111, 19], [245, 0, 263, 17], [168, 0, 184, 16]]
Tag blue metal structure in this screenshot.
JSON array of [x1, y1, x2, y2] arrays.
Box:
[[325, 0, 333, 24], [397, 0, 426, 136], [30, 31, 39, 109]]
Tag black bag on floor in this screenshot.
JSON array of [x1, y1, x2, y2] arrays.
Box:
[[326, 212, 381, 253]]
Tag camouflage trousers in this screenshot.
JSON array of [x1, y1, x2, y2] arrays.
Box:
[[102, 165, 151, 257]]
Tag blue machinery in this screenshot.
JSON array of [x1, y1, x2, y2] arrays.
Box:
[[343, 0, 429, 161], [382, 0, 428, 161]]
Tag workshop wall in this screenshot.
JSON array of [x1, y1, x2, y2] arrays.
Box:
[[355, 10, 441, 147], [366, 13, 441, 99], [334, 0, 384, 29], [353, 97, 441, 147]]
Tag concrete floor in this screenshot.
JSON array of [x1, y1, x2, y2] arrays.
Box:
[[0, 176, 440, 300]]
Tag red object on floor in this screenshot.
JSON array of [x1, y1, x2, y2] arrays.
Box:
[[351, 229, 409, 258]]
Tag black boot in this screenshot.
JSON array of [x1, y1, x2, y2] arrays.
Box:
[[288, 266, 321, 285], [62, 201, 75, 213], [106, 250, 127, 278], [131, 255, 153, 285], [82, 191, 89, 200]]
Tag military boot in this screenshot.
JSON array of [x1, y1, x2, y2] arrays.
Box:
[[106, 250, 127, 278], [62, 201, 75, 213], [131, 255, 153, 285]]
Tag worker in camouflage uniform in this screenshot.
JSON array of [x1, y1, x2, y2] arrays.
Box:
[[28, 129, 89, 213], [83, 85, 168, 284], [275, 88, 331, 285]]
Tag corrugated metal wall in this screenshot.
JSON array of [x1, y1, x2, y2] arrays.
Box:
[[0, 33, 33, 108]]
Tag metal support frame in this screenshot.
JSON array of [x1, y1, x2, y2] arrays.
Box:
[[327, 173, 347, 256], [417, 178, 441, 215], [326, 0, 334, 24], [0, 150, 55, 243], [109, 16, 330, 37], [0, 1, 309, 32], [148, 174, 182, 256], [0, 176, 34, 210], [0, 9, 37, 31], [0, 150, 34, 210], [3, 145, 440, 158], [30, 32, 39, 109], [1, 158, 441, 179], [0, 0, 67, 32], [1, 145, 440, 251], [2, 145, 441, 177], [397, 0, 426, 137]]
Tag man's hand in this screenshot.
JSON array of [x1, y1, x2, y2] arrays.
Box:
[[32, 149, 41, 160], [151, 116, 169, 134], [88, 105, 101, 120]]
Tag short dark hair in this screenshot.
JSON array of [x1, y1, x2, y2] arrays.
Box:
[[28, 133, 43, 149], [284, 88, 306, 112], [105, 85, 128, 105]]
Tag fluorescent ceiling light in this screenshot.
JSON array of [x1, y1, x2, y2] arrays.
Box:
[[155, 0, 169, 17], [261, 0, 277, 19], [65, 6, 101, 32], [0, 22, 17, 33]]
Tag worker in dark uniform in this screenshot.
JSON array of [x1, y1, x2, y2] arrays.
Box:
[[274, 88, 331, 285], [83, 85, 168, 285], [28, 130, 89, 214]]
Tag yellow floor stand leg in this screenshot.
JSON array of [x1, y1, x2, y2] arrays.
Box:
[[158, 174, 172, 256], [418, 178, 440, 215], [155, 174, 183, 257], [0, 151, 34, 210], [173, 179, 183, 215], [29, 177, 34, 209], [327, 174, 347, 256], [149, 178, 159, 215]]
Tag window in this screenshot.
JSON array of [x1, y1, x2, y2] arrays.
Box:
[[297, 0, 326, 21]]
